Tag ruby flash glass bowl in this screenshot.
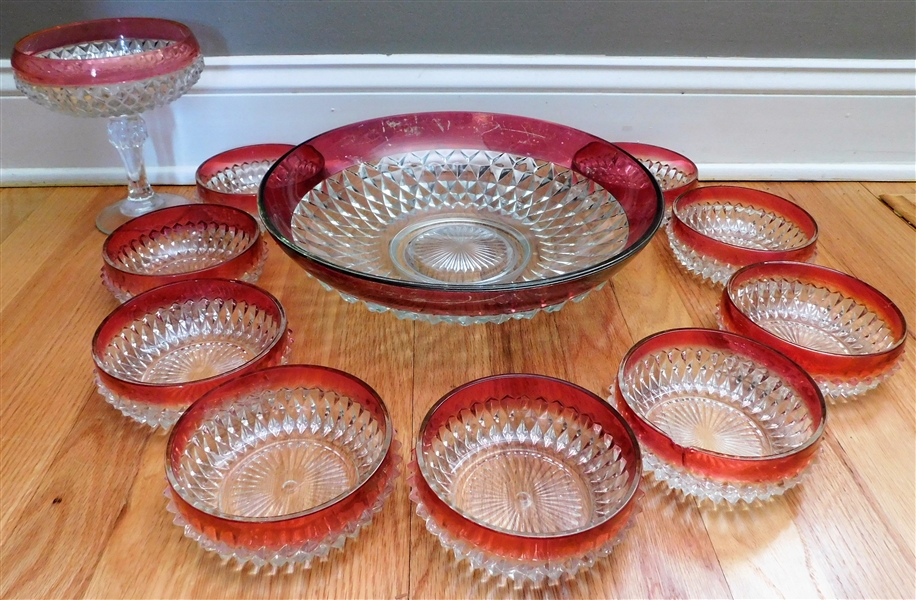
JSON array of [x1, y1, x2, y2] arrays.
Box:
[[92, 279, 291, 429], [720, 261, 907, 399], [12, 18, 204, 233], [196, 144, 295, 216], [101, 205, 267, 302], [165, 365, 400, 571], [409, 374, 641, 585], [667, 186, 818, 286], [613, 328, 825, 504], [614, 142, 698, 221], [259, 112, 664, 324]]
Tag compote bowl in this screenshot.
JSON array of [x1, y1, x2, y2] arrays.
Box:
[[11, 18, 204, 233]]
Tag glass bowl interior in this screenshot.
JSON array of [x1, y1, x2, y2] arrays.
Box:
[[92, 279, 286, 388], [613, 142, 698, 196], [616, 329, 825, 481], [672, 186, 818, 254], [103, 205, 261, 278], [260, 112, 663, 295], [166, 365, 393, 522], [416, 374, 641, 538], [725, 261, 907, 359], [197, 144, 295, 212]]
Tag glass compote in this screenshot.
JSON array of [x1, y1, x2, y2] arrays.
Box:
[[11, 18, 204, 233]]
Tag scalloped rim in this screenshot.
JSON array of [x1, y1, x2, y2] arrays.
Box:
[[311, 275, 604, 325], [407, 459, 640, 586], [715, 308, 905, 400], [164, 439, 401, 572], [100, 237, 269, 303], [93, 329, 293, 430]]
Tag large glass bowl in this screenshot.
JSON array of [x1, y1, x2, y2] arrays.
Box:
[[667, 186, 818, 286], [720, 261, 907, 399], [259, 112, 664, 324], [101, 205, 267, 302], [92, 279, 291, 429], [409, 374, 641, 585], [614, 142, 698, 222], [613, 328, 826, 505], [165, 365, 400, 572]]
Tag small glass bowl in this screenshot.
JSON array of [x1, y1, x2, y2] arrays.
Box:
[[615, 142, 698, 221], [720, 261, 908, 399], [92, 279, 292, 429], [667, 186, 818, 286], [196, 144, 294, 216], [613, 328, 826, 505], [409, 374, 641, 586], [165, 365, 400, 572], [101, 205, 267, 303]]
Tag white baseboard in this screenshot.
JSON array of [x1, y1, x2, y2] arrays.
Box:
[[1, 55, 914, 185]]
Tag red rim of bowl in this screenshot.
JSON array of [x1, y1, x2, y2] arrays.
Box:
[[11, 17, 201, 87], [165, 364, 394, 524], [91, 278, 289, 407], [101, 205, 263, 296], [196, 144, 296, 210], [614, 328, 826, 483], [258, 112, 664, 300], [721, 261, 908, 376], [671, 186, 819, 266], [613, 142, 699, 203], [413, 373, 641, 560]]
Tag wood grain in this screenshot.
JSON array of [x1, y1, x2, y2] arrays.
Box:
[[0, 182, 913, 599]]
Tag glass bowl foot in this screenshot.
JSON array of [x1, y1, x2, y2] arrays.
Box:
[[95, 192, 196, 234]]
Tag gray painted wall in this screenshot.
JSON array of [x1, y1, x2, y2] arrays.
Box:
[[2, 0, 914, 59]]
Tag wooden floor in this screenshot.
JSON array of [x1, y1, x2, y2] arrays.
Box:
[[0, 182, 913, 599]]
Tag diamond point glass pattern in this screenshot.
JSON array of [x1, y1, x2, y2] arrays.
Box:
[[411, 374, 641, 585], [614, 329, 825, 505], [165, 365, 399, 571], [292, 150, 629, 285], [197, 144, 295, 215], [260, 112, 664, 324], [668, 187, 818, 287], [101, 205, 267, 302], [92, 279, 291, 429], [720, 261, 908, 399]]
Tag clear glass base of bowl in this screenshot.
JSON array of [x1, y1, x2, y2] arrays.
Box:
[[164, 440, 399, 573], [407, 462, 639, 587], [641, 447, 814, 506], [96, 192, 196, 234], [311, 276, 604, 325], [666, 224, 739, 287]]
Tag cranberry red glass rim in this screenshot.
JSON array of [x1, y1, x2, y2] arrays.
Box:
[[615, 328, 827, 465], [91, 278, 288, 389], [724, 261, 908, 359], [613, 142, 699, 192], [196, 143, 296, 205], [11, 17, 201, 86], [258, 111, 665, 295], [101, 204, 262, 277], [672, 185, 819, 255], [165, 364, 394, 524], [414, 372, 642, 539]]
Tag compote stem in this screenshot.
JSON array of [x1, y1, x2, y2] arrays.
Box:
[[96, 114, 192, 233], [107, 115, 157, 216]]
